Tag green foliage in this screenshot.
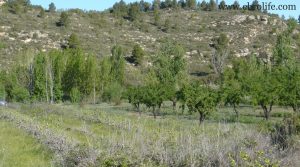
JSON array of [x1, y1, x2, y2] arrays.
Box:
[[232, 1, 240, 9], [33, 53, 47, 101], [57, 12, 70, 27], [110, 45, 125, 84], [271, 115, 300, 150], [152, 0, 160, 10], [199, 0, 207, 10], [229, 150, 279, 167], [222, 65, 244, 117], [70, 87, 81, 103], [286, 18, 298, 34], [112, 0, 128, 18], [50, 50, 65, 102], [185, 82, 219, 124], [126, 86, 144, 114], [128, 2, 140, 21], [250, 0, 260, 11], [132, 44, 145, 65], [102, 82, 123, 105], [219, 0, 226, 10], [186, 0, 197, 9], [154, 8, 160, 26], [208, 0, 217, 11], [62, 49, 85, 95], [68, 33, 80, 49], [48, 2, 56, 12], [38, 7, 45, 18]]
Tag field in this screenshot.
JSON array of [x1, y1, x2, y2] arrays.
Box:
[[0, 103, 299, 166]]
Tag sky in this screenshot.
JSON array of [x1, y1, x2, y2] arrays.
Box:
[[30, 0, 299, 19]]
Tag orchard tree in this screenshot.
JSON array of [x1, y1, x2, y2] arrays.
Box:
[[127, 86, 144, 115], [222, 64, 244, 118], [211, 33, 229, 78], [186, 82, 219, 124], [153, 40, 186, 111], [240, 56, 277, 120], [273, 30, 300, 112]]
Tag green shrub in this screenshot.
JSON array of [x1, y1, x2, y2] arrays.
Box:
[[70, 87, 81, 103]]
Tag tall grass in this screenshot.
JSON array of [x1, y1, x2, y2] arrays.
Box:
[[1, 104, 299, 166]]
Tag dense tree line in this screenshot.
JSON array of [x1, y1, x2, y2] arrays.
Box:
[[110, 0, 264, 18], [1, 20, 300, 124]]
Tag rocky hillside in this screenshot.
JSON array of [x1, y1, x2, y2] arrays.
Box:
[[0, 3, 296, 74]]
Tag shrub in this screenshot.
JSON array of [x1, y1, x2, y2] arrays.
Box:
[[70, 87, 81, 103], [271, 115, 300, 150], [57, 12, 70, 27]]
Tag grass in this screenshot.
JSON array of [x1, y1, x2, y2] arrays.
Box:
[[0, 121, 52, 167], [0, 103, 298, 166]]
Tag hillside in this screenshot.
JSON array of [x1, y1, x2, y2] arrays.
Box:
[[0, 3, 293, 75]]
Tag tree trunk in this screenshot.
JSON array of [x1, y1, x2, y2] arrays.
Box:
[[152, 106, 156, 119], [233, 104, 239, 119], [292, 105, 299, 113], [199, 112, 205, 125], [93, 80, 96, 104], [172, 99, 177, 112], [136, 103, 141, 116], [49, 63, 54, 104], [45, 65, 49, 103], [260, 102, 273, 120], [181, 104, 185, 115], [157, 103, 162, 116]]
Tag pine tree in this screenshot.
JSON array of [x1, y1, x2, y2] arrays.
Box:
[[132, 44, 145, 65], [48, 2, 56, 12], [186, 0, 197, 9], [232, 0, 240, 10], [208, 0, 217, 11], [128, 2, 141, 21], [153, 0, 160, 10], [200, 0, 207, 10], [38, 7, 45, 18], [250, 0, 260, 11], [219, 0, 226, 10], [68, 33, 80, 49], [57, 11, 70, 27]]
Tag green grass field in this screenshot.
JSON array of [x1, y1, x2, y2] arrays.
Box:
[[0, 121, 52, 167], [0, 103, 299, 166]]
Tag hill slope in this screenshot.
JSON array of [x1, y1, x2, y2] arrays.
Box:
[[0, 4, 293, 74]]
